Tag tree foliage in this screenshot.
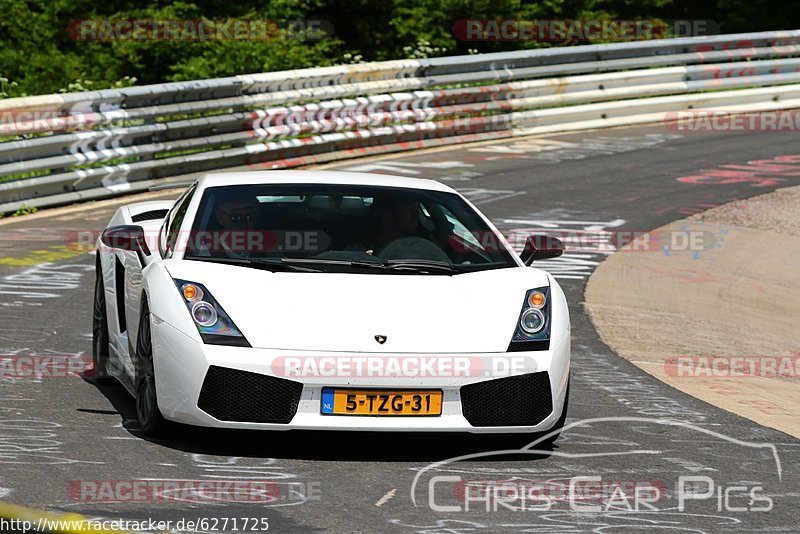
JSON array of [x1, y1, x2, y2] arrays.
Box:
[[0, 0, 794, 97]]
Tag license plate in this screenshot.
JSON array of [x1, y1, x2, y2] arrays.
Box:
[[320, 388, 443, 416]]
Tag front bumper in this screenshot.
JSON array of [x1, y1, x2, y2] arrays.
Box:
[[151, 321, 570, 433]]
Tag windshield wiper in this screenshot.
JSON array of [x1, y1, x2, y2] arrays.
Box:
[[280, 257, 460, 274], [257, 257, 462, 275], [382, 259, 461, 275], [278, 257, 387, 271], [188, 256, 321, 272]]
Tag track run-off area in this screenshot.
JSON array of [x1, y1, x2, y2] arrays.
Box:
[[0, 123, 798, 532]]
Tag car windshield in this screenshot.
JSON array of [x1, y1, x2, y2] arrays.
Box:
[[182, 184, 518, 273]]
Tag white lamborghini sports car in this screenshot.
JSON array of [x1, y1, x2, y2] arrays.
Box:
[[93, 171, 570, 438]]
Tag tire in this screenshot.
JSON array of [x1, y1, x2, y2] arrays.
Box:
[[135, 298, 169, 437], [91, 262, 114, 384]]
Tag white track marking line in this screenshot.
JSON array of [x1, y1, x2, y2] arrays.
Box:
[[375, 488, 396, 507]]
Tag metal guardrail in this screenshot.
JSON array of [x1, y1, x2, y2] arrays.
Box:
[[1, 29, 800, 212]]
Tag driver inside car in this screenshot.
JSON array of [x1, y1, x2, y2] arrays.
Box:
[[193, 195, 261, 259], [371, 199, 424, 251], [359, 198, 451, 262]]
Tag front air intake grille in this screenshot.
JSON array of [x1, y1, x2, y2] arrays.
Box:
[[131, 209, 168, 222], [198, 366, 303, 424], [460, 372, 552, 427]]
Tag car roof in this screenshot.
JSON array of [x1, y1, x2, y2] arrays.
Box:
[[196, 170, 456, 193]]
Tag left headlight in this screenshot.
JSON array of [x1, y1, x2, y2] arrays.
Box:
[[508, 286, 551, 351], [173, 279, 250, 347]]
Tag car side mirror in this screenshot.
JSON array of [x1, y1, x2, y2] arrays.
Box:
[[520, 235, 565, 265], [101, 225, 150, 256]]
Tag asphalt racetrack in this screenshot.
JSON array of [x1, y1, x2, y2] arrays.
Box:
[[0, 123, 798, 532]]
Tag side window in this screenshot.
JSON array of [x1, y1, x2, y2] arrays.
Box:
[[162, 185, 196, 258], [442, 207, 483, 249]]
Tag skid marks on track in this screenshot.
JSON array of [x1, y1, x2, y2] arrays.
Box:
[[0, 262, 93, 301], [187, 454, 318, 508], [468, 134, 682, 164]]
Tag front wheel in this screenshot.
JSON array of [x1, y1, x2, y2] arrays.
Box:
[[135, 299, 169, 437], [91, 264, 114, 384]]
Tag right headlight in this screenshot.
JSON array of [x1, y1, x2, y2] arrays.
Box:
[[173, 279, 250, 347], [508, 286, 551, 351]]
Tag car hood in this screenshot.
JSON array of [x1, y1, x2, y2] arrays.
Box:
[[163, 260, 550, 352]]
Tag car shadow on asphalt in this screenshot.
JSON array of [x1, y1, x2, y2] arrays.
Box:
[[85, 378, 558, 462]]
